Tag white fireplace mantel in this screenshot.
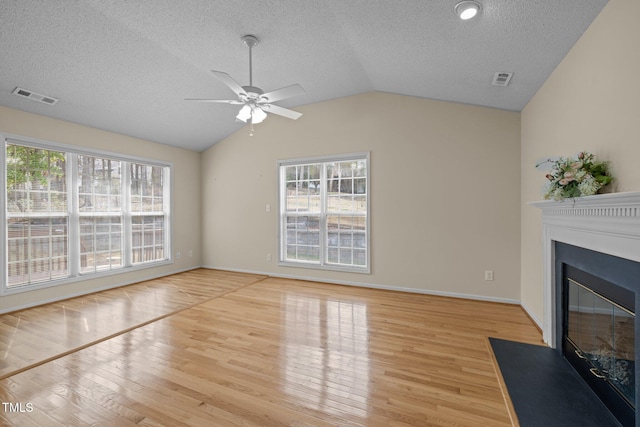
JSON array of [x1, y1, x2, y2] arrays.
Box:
[[529, 191, 640, 346]]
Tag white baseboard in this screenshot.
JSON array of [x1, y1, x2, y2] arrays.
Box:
[[4, 264, 524, 315], [520, 300, 543, 331], [0, 265, 202, 315], [202, 264, 521, 305]]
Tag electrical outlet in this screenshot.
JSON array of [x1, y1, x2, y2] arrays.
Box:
[[188, 250, 193, 257], [485, 270, 494, 281], [267, 253, 272, 262], [176, 251, 181, 259]]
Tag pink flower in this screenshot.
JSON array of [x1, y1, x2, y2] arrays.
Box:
[[559, 178, 570, 186], [570, 162, 583, 170], [578, 152, 585, 159], [563, 171, 575, 181], [546, 174, 554, 181]]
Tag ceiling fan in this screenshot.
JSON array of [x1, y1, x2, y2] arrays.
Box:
[[186, 35, 305, 134]]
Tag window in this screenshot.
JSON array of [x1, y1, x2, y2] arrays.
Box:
[[6, 145, 68, 286], [2, 135, 171, 292], [279, 153, 369, 272], [130, 163, 166, 264], [78, 155, 123, 273]]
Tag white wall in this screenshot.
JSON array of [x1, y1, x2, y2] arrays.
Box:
[[202, 92, 522, 302], [0, 106, 202, 312], [520, 0, 640, 324]]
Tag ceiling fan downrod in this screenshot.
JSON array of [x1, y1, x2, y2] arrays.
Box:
[[242, 35, 259, 87]]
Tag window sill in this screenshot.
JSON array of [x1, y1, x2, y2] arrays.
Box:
[[278, 260, 370, 275], [3, 259, 173, 295]]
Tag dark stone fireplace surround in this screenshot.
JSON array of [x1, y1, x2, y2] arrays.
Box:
[[531, 191, 640, 427]]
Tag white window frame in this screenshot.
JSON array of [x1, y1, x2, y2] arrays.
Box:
[[278, 152, 370, 274], [1, 133, 172, 295]]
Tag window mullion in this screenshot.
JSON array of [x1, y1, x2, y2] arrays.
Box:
[[278, 166, 287, 262], [163, 167, 171, 261], [320, 163, 327, 266], [68, 152, 80, 278], [122, 162, 132, 267], [1, 137, 6, 295]]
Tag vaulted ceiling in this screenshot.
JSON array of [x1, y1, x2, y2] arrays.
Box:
[[0, 0, 608, 151]]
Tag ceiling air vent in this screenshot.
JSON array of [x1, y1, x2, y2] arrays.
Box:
[[491, 72, 513, 87], [12, 87, 59, 105]]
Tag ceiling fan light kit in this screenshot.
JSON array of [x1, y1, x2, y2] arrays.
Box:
[[455, 1, 481, 20], [186, 34, 305, 136]]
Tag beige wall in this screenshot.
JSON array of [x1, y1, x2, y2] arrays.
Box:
[[202, 92, 522, 302], [0, 106, 202, 312], [520, 0, 640, 324]]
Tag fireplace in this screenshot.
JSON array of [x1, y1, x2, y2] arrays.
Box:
[[531, 191, 640, 426], [558, 245, 636, 426]]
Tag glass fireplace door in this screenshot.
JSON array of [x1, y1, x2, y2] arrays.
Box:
[[566, 278, 635, 407]]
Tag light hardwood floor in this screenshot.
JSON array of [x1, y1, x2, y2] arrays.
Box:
[[0, 269, 543, 426], [0, 269, 267, 379]]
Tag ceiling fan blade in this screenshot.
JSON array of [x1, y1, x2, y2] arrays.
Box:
[[210, 70, 248, 98], [259, 84, 305, 104], [263, 104, 303, 120], [184, 98, 244, 104]]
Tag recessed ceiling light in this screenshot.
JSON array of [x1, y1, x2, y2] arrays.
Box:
[[455, 1, 481, 20]]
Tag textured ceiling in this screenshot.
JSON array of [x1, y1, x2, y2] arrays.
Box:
[[0, 0, 608, 152]]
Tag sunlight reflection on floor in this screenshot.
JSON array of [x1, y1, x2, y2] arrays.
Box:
[[282, 293, 370, 417]]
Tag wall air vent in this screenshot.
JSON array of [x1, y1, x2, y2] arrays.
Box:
[[11, 87, 59, 105], [491, 72, 513, 87]]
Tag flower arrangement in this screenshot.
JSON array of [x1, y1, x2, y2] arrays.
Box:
[[536, 151, 613, 200]]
